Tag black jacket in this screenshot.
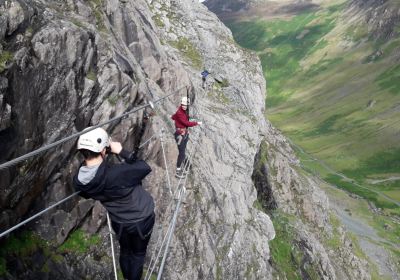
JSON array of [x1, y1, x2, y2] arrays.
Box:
[[73, 150, 154, 223]]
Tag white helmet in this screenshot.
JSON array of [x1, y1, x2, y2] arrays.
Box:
[[181, 97, 190, 105], [77, 127, 110, 153]]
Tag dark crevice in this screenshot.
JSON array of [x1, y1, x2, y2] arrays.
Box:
[[251, 140, 277, 213]]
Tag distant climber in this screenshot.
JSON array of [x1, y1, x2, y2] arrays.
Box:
[[201, 70, 210, 89], [73, 127, 155, 280], [171, 97, 201, 178]]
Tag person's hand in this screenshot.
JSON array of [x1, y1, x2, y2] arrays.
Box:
[[109, 141, 123, 154], [197, 121, 203, 125]]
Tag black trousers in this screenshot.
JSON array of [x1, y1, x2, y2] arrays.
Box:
[[111, 213, 155, 280], [174, 132, 189, 168]]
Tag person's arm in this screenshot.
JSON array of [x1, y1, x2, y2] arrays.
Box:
[[110, 141, 137, 163], [109, 141, 151, 185], [176, 110, 198, 127], [119, 149, 137, 163]]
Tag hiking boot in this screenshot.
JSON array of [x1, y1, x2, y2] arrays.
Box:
[[175, 168, 185, 179]]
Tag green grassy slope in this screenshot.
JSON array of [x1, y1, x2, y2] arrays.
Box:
[[225, 1, 400, 217]]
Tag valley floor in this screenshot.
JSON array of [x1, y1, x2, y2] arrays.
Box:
[[322, 182, 400, 280]]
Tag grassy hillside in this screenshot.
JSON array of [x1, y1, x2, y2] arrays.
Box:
[[225, 0, 400, 217], [223, 1, 400, 269]]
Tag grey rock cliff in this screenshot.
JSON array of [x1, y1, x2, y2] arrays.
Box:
[[347, 0, 400, 40], [254, 122, 370, 280], [0, 0, 273, 279]]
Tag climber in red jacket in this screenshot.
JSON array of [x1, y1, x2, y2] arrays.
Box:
[[171, 97, 201, 178]]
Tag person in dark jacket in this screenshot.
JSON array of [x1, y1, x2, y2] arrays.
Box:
[[171, 97, 201, 178], [73, 127, 155, 280], [201, 70, 210, 89]]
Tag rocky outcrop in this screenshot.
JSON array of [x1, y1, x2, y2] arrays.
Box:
[[347, 0, 400, 40], [252, 122, 370, 279], [0, 82, 12, 131]]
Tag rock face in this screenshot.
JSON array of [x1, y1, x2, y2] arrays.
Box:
[[0, 0, 273, 279], [347, 0, 400, 40], [253, 123, 370, 280], [0, 0, 371, 279], [204, 0, 249, 14]]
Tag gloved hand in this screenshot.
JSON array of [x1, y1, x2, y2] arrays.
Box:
[[197, 121, 203, 125]]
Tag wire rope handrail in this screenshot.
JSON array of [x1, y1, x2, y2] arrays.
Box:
[[107, 212, 119, 280], [139, 133, 158, 149], [156, 141, 200, 280], [159, 128, 172, 195], [1, 84, 205, 280], [0, 129, 161, 240], [0, 191, 81, 239], [154, 101, 205, 279], [144, 146, 196, 280], [0, 86, 186, 171], [144, 126, 202, 280], [0, 86, 187, 238]]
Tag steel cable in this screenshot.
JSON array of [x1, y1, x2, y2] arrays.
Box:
[[145, 127, 202, 280], [0, 86, 186, 171], [0, 191, 80, 238], [0, 86, 187, 238]]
